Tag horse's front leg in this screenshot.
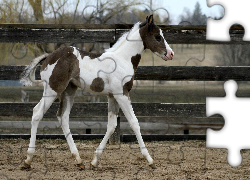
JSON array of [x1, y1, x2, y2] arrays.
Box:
[[114, 94, 156, 169], [91, 96, 119, 168]]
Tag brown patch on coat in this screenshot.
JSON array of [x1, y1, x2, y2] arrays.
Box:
[[41, 47, 102, 72], [41, 46, 104, 94], [41, 46, 80, 94], [108, 97, 119, 115], [123, 77, 134, 96], [41, 46, 68, 72], [57, 82, 77, 117], [108, 93, 114, 98], [139, 15, 167, 54], [123, 54, 141, 96], [90, 77, 104, 92], [131, 54, 141, 71]]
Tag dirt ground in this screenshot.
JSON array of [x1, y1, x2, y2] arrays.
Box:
[[0, 139, 250, 180]]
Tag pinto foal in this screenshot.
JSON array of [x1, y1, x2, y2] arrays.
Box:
[[20, 15, 174, 170]]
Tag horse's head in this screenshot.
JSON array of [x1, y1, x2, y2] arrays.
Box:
[[139, 15, 174, 61]]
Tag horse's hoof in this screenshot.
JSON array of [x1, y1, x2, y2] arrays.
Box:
[[149, 163, 156, 169], [90, 163, 98, 171], [21, 162, 31, 170], [77, 163, 85, 170]]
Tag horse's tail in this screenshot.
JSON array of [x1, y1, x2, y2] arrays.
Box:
[[20, 53, 49, 86]]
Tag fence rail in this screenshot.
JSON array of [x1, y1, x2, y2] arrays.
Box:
[[0, 102, 224, 137], [0, 134, 206, 142], [0, 120, 222, 131], [0, 102, 208, 117], [2, 66, 250, 81], [0, 24, 246, 44]]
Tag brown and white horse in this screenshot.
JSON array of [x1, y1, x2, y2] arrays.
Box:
[[20, 15, 174, 170]]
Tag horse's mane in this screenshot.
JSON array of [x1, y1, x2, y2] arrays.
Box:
[[105, 22, 141, 52]]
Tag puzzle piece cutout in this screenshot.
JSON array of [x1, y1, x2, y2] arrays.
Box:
[[206, 80, 250, 167], [207, 0, 250, 41]]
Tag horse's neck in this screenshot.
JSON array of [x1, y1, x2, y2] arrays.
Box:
[[115, 29, 144, 60]]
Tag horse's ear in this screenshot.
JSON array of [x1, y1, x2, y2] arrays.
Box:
[[148, 14, 154, 25], [147, 15, 154, 32]]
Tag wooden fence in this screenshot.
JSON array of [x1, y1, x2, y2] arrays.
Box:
[[0, 24, 248, 142], [0, 24, 246, 44]]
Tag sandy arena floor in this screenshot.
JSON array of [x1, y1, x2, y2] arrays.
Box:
[[0, 139, 250, 179]]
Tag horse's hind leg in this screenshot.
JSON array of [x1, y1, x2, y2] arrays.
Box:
[[56, 82, 84, 169], [23, 86, 57, 169]]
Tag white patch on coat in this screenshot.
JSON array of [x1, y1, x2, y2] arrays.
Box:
[[159, 29, 174, 53], [40, 60, 59, 96], [105, 22, 141, 52], [71, 24, 144, 96], [72, 47, 80, 59]]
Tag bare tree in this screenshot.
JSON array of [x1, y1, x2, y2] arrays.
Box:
[[82, 0, 144, 24], [179, 2, 206, 25], [216, 45, 250, 66], [28, 0, 44, 23]]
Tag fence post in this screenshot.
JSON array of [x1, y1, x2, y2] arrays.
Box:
[[109, 116, 120, 145]]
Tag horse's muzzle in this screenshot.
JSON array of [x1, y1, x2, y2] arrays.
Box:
[[164, 50, 174, 61]]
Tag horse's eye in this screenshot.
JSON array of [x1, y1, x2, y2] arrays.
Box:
[[155, 35, 162, 42]]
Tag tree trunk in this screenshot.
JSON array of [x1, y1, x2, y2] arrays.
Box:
[[28, 0, 44, 23]]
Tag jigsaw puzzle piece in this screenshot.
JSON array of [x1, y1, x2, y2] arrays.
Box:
[[135, 168, 154, 180], [166, 145, 206, 178], [127, 142, 206, 179], [207, 0, 250, 41], [89, 148, 125, 179], [21, 146, 48, 172], [0, 142, 48, 179], [0, 174, 9, 180], [186, 171, 207, 179], [206, 80, 250, 167], [189, 148, 250, 179], [0, 144, 28, 171], [181, 47, 207, 105], [0, 80, 19, 104]]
